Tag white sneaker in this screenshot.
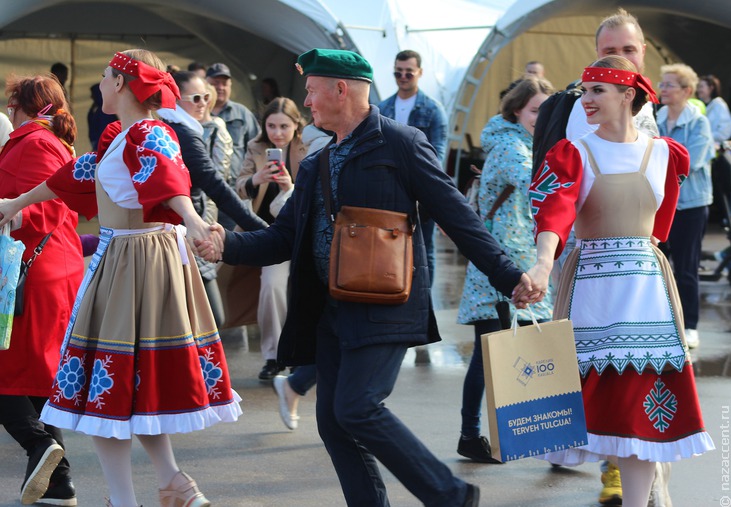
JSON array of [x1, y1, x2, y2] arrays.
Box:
[[684, 329, 699, 349], [272, 375, 299, 430]]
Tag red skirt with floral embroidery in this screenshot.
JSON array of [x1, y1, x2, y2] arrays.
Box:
[[41, 227, 241, 439]]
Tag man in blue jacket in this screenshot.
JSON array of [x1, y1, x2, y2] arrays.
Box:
[[203, 49, 536, 507], [379, 50, 448, 292]]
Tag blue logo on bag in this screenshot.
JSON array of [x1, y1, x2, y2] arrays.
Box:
[[513, 357, 534, 386], [514, 357, 556, 386]]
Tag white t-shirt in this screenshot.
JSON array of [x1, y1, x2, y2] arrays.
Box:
[[394, 95, 417, 125]]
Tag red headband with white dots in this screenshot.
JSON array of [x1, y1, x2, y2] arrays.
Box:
[[109, 52, 180, 108], [581, 66, 659, 104]]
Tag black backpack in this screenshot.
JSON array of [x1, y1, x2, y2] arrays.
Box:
[[532, 83, 582, 178]]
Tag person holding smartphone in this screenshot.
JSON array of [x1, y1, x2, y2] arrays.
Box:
[[236, 97, 307, 380]]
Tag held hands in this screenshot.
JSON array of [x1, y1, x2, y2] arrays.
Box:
[[192, 223, 226, 263], [512, 259, 553, 309], [185, 216, 224, 262], [512, 273, 541, 309]]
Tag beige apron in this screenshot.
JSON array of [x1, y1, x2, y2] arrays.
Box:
[[554, 139, 687, 376]]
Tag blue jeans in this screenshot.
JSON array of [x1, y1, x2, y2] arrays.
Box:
[[666, 206, 708, 329], [288, 364, 316, 396], [460, 318, 537, 439], [315, 302, 469, 507]]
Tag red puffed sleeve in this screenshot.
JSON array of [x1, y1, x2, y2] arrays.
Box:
[[122, 120, 192, 224], [652, 137, 690, 241], [46, 122, 123, 219], [529, 139, 582, 257]]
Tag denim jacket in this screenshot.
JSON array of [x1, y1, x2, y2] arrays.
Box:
[[378, 89, 448, 163], [657, 103, 715, 210], [214, 100, 260, 182]]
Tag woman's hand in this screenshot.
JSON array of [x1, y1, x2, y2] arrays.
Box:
[[273, 168, 293, 192], [0, 198, 22, 229], [252, 161, 284, 186]]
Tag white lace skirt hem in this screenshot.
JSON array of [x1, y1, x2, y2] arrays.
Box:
[[41, 390, 242, 440], [537, 431, 715, 465]]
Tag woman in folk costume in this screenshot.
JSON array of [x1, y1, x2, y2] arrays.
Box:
[[526, 55, 714, 507], [0, 49, 240, 507]]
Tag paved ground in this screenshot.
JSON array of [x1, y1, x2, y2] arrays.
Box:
[[1, 227, 730, 506]]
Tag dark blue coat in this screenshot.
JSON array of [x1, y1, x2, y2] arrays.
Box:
[[222, 106, 523, 365]]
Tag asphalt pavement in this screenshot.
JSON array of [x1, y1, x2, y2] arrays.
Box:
[[1, 226, 730, 507]]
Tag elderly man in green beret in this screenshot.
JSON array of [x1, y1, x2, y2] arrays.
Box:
[[205, 48, 539, 507]]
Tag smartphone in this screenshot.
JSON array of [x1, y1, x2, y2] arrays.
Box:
[[266, 148, 283, 165]]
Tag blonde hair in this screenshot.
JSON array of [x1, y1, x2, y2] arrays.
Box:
[[596, 8, 645, 46], [111, 49, 167, 110], [660, 63, 699, 95], [205, 82, 218, 115]]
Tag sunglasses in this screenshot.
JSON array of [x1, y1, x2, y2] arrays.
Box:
[[180, 93, 211, 104], [393, 71, 415, 80]]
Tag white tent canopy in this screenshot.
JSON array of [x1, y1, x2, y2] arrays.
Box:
[[0, 0, 357, 152], [449, 0, 731, 187], [1, 0, 730, 163]]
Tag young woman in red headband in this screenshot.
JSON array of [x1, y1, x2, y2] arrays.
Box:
[[526, 55, 714, 507], [0, 49, 239, 507]]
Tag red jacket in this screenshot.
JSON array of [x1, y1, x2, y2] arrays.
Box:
[[0, 122, 84, 396]]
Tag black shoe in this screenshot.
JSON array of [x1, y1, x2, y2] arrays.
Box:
[[258, 360, 283, 381], [36, 475, 77, 506], [463, 483, 480, 507], [457, 436, 502, 464], [20, 439, 64, 505]]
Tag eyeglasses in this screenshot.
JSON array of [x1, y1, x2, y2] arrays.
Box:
[[180, 93, 211, 104], [6, 103, 18, 117], [393, 71, 415, 80], [658, 82, 682, 90]]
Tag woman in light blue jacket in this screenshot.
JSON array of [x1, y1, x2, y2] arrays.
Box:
[[456, 76, 554, 462], [657, 63, 715, 348]]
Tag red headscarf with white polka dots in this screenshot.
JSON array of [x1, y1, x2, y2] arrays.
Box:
[[109, 52, 180, 108], [581, 66, 659, 104]]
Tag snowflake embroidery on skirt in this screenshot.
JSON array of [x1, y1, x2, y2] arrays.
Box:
[[140, 125, 180, 160], [132, 155, 157, 184], [73, 153, 97, 181], [643, 378, 678, 432], [199, 349, 223, 399], [55, 352, 87, 405], [89, 356, 115, 408]]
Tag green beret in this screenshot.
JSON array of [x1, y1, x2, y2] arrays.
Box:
[[296, 49, 373, 83]]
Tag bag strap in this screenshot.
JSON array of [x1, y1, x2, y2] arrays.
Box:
[[486, 185, 515, 220], [24, 232, 53, 269], [318, 140, 336, 223], [317, 140, 417, 231]]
